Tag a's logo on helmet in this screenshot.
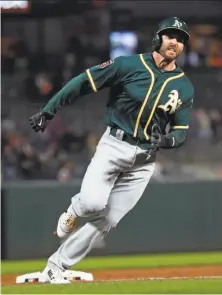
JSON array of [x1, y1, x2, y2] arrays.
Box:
[[172, 20, 183, 28]]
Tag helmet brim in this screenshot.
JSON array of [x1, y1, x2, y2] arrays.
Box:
[[157, 27, 190, 41]]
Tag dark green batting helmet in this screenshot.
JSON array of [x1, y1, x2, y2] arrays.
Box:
[[152, 16, 190, 52]]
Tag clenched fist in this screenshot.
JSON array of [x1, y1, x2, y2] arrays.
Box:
[[150, 123, 162, 149], [29, 111, 53, 132]]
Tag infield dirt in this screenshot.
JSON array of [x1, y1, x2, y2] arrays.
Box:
[[2, 265, 222, 285]]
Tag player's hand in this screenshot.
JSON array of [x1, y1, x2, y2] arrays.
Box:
[[150, 123, 162, 150], [29, 111, 53, 133]]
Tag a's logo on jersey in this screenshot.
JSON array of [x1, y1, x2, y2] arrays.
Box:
[[158, 90, 182, 114], [97, 60, 114, 68], [172, 20, 183, 28]]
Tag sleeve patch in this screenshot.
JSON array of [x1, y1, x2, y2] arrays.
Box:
[[97, 60, 114, 68]]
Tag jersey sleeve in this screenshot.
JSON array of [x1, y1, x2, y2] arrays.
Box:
[[41, 57, 125, 116], [85, 57, 124, 92], [41, 72, 92, 116]]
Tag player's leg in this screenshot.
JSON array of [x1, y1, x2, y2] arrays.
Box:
[[56, 128, 136, 238], [44, 212, 111, 273], [44, 157, 155, 275], [54, 132, 112, 239], [71, 129, 137, 216], [105, 160, 155, 229]]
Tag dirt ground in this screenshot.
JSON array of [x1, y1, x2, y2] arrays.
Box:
[[1, 265, 222, 285]]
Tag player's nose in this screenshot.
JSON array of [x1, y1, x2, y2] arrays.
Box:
[[170, 38, 177, 44]]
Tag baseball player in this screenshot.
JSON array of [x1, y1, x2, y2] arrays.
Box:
[[29, 16, 194, 284]]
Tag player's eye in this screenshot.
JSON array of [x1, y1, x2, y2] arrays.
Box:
[[169, 34, 184, 44], [176, 37, 185, 44]]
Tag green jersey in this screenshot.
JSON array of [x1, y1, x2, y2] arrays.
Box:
[[42, 53, 194, 149]]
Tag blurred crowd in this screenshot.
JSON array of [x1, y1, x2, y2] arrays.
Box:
[[2, 113, 99, 182], [1, 12, 109, 182], [1, 35, 108, 104]]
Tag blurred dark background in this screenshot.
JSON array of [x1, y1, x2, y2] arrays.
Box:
[[1, 0, 222, 183]]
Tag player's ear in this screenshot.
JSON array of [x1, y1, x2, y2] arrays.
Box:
[[180, 43, 185, 53]]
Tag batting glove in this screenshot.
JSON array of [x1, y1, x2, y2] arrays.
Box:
[[29, 111, 53, 133], [150, 123, 162, 150], [150, 123, 177, 149]]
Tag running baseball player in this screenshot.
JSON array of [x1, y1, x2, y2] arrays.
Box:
[[29, 16, 194, 284]]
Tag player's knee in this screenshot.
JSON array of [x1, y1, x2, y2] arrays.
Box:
[[71, 193, 107, 217], [79, 195, 107, 215]]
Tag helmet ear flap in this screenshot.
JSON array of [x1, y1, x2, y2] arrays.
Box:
[[152, 33, 162, 52]]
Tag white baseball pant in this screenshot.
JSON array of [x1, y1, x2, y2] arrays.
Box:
[[47, 127, 155, 270]]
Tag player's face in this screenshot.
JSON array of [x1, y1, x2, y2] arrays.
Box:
[[159, 30, 185, 60]]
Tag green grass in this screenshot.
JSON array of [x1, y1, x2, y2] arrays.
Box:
[[2, 279, 222, 294], [2, 251, 222, 275]]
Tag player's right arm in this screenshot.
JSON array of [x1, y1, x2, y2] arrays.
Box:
[[43, 58, 123, 116], [29, 57, 124, 132]]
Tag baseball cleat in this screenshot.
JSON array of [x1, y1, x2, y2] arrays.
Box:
[[43, 267, 70, 284], [56, 212, 76, 238]]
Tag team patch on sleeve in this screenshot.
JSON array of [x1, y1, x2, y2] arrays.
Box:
[[97, 60, 114, 68]]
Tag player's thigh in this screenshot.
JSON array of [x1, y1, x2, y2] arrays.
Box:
[[106, 162, 155, 227], [79, 137, 120, 209]]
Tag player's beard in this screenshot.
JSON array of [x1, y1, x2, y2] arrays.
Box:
[[159, 44, 181, 62]]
